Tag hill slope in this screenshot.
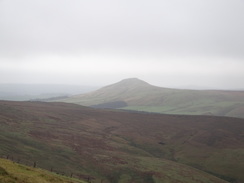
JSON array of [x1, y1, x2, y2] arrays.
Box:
[[58, 78, 244, 118], [0, 158, 85, 183], [1, 101, 244, 182]]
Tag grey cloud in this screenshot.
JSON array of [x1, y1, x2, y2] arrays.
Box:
[[1, 0, 244, 57], [0, 0, 244, 89]]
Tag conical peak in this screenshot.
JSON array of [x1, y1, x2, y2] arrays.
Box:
[[117, 78, 149, 85], [101, 78, 152, 91]]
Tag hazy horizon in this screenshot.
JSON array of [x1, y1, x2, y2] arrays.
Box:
[[1, 0, 244, 90], [1, 78, 244, 91]]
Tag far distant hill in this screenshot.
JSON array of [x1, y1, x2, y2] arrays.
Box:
[[0, 84, 98, 101], [57, 78, 244, 118]]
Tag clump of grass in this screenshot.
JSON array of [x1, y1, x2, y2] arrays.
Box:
[[0, 167, 8, 176]]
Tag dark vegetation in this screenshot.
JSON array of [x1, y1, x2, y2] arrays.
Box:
[[91, 101, 128, 109], [0, 100, 244, 182]]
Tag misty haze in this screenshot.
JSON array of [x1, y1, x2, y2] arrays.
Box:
[[0, 0, 244, 90], [0, 1, 244, 183]]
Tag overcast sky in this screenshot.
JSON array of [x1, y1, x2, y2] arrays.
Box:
[[1, 0, 244, 89]]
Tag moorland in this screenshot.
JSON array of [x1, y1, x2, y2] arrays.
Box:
[[0, 100, 244, 183], [0, 158, 85, 183]]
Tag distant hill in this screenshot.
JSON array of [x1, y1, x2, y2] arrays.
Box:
[[57, 78, 244, 118], [0, 158, 85, 183], [0, 83, 98, 101], [1, 101, 244, 182]]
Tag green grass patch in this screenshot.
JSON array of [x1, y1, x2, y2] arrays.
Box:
[[0, 158, 86, 183]]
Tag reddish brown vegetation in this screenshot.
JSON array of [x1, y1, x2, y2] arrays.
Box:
[[0, 100, 244, 182]]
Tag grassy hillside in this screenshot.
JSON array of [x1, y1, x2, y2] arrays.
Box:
[[1, 101, 244, 182], [57, 78, 244, 118], [0, 158, 86, 183]]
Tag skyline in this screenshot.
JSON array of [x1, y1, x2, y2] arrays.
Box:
[[1, 0, 244, 90]]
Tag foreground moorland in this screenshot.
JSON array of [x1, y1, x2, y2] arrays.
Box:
[[0, 100, 244, 182], [0, 158, 86, 183], [57, 78, 244, 119]]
